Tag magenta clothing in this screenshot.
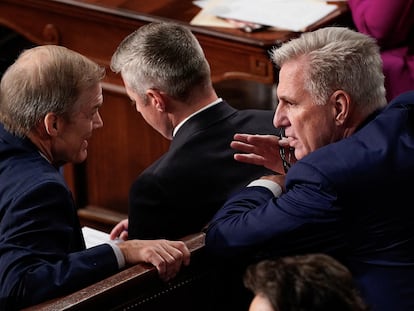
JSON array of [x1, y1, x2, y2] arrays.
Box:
[[348, 0, 414, 101]]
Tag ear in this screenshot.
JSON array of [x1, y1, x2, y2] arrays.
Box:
[[331, 90, 351, 125], [43, 112, 59, 136], [146, 88, 167, 112]]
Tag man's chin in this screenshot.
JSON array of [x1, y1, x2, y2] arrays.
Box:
[[74, 151, 88, 164]]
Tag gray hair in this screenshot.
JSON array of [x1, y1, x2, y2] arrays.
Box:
[[271, 27, 387, 112], [0, 45, 105, 136], [110, 22, 211, 101]]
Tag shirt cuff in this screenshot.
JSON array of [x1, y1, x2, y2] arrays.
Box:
[[105, 241, 125, 269], [247, 179, 282, 197]]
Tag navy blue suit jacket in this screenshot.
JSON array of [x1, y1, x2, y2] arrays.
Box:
[[206, 91, 414, 311], [128, 101, 280, 239], [0, 124, 119, 310]]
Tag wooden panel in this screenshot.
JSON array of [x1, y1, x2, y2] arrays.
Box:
[[84, 84, 169, 213], [199, 33, 275, 84], [0, 0, 350, 85]]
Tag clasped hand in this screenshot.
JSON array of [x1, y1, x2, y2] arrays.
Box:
[[110, 219, 190, 282], [231, 133, 295, 175]]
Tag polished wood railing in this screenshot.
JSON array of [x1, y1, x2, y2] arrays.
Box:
[[22, 233, 210, 311]]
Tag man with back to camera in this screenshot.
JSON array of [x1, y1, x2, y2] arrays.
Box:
[[109, 22, 280, 241]]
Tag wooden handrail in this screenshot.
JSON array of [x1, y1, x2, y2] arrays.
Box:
[[22, 232, 206, 311]]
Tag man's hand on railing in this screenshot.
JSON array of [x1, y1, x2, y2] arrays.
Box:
[[117, 239, 191, 282]]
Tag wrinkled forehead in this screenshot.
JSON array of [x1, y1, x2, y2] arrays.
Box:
[[277, 59, 308, 98]]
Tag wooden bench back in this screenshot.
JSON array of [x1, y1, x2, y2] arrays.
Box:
[[22, 232, 252, 311]]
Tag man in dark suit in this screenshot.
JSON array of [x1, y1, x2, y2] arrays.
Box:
[[205, 27, 414, 311], [109, 22, 279, 240], [0, 45, 190, 310]]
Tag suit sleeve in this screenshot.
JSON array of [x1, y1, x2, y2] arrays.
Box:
[[0, 181, 119, 309], [205, 162, 346, 259]]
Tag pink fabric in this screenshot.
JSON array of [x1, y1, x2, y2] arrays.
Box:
[[348, 0, 414, 101]]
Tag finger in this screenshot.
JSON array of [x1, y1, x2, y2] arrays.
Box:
[[161, 242, 190, 274], [109, 224, 123, 240], [154, 247, 182, 281], [120, 231, 129, 241], [138, 244, 169, 279], [164, 241, 191, 278], [230, 140, 255, 153], [149, 241, 190, 281], [172, 241, 191, 266], [233, 133, 251, 142], [278, 137, 290, 147], [234, 153, 265, 166], [246, 134, 278, 144], [109, 219, 128, 240]]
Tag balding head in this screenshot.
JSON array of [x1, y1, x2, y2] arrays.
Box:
[[0, 45, 105, 136]]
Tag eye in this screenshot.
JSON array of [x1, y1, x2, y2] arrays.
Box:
[[280, 99, 294, 107], [90, 110, 99, 119]]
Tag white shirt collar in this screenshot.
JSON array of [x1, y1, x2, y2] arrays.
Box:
[[38, 151, 51, 163], [172, 98, 222, 137]]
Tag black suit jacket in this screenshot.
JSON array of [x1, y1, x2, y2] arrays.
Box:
[[128, 101, 280, 239]]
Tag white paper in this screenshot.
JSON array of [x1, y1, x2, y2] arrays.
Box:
[[82, 226, 111, 248], [203, 0, 338, 31], [193, 0, 209, 8], [191, 0, 237, 28]]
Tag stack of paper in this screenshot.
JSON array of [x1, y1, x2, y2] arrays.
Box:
[[191, 0, 338, 32]]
